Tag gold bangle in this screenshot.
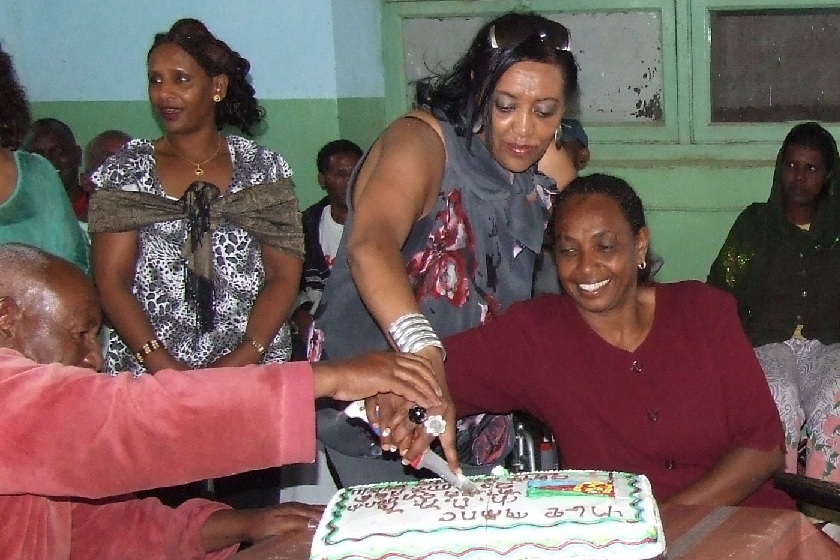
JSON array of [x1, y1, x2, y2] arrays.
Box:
[[244, 336, 266, 355], [134, 339, 162, 364]]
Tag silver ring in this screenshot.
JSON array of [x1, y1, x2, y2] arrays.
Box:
[[423, 415, 446, 437], [307, 519, 318, 530]]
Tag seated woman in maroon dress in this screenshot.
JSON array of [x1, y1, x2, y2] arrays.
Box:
[[386, 173, 792, 508]]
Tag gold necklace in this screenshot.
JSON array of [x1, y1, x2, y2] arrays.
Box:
[[164, 134, 223, 177]]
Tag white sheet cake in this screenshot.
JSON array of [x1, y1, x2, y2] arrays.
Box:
[[310, 470, 665, 560]]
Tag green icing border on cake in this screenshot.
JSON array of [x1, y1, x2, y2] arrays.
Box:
[[320, 471, 659, 552]]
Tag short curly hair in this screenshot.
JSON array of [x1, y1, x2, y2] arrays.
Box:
[[0, 44, 32, 150], [149, 19, 265, 136], [316, 139, 363, 174]]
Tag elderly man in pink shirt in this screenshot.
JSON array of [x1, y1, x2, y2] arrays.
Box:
[[0, 242, 441, 560]]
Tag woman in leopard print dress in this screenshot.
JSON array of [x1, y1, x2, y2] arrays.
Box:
[[90, 18, 303, 376]]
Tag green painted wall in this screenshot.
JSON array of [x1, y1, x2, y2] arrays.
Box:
[[337, 97, 386, 152], [31, 97, 385, 210], [586, 163, 774, 282]]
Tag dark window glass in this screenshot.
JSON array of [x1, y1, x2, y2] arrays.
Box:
[[711, 9, 840, 122]]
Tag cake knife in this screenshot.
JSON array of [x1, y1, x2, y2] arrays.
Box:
[[344, 400, 481, 495], [410, 449, 481, 496]]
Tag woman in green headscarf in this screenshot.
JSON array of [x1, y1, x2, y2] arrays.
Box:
[[709, 121, 840, 482]]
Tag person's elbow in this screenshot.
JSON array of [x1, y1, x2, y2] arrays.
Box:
[[768, 444, 786, 475], [346, 232, 391, 276], [746, 445, 786, 489]]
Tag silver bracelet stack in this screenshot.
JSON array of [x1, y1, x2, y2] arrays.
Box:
[[390, 313, 447, 437], [388, 312, 446, 361]]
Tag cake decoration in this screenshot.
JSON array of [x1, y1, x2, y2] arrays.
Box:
[[310, 470, 665, 560]]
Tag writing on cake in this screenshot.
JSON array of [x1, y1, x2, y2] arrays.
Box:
[[311, 470, 665, 560]]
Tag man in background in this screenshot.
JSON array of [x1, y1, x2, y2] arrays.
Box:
[[558, 118, 590, 171], [80, 129, 131, 198], [0, 242, 441, 559], [22, 118, 87, 220], [291, 139, 363, 346], [533, 119, 592, 296], [284, 139, 363, 505]]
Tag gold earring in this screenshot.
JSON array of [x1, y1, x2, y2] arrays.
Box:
[[213, 94, 222, 103], [638, 260, 647, 270]]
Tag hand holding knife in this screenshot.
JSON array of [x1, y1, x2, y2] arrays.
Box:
[[343, 400, 480, 495]]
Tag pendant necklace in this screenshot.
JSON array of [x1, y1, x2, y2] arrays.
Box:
[[164, 134, 223, 177]]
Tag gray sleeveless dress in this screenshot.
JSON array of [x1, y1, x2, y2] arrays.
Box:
[[310, 118, 556, 485]]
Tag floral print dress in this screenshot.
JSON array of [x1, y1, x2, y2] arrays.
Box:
[[311, 118, 555, 473]]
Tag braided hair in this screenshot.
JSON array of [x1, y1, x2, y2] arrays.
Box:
[[149, 19, 265, 136], [316, 139, 363, 173], [554, 173, 652, 283]]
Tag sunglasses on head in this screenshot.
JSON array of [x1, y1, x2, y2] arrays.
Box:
[[488, 18, 571, 52]]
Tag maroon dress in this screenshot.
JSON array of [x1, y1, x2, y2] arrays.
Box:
[[444, 280, 794, 508]]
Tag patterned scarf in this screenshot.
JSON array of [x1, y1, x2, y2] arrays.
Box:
[[89, 180, 303, 332]]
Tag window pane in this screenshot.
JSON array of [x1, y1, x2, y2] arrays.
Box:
[[710, 8, 840, 123], [402, 11, 664, 123]]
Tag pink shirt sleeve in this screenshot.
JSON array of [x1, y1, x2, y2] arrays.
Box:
[[0, 349, 316, 499], [70, 497, 237, 560]]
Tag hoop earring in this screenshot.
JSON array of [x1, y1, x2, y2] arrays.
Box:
[[213, 94, 222, 103], [638, 260, 647, 270], [555, 126, 561, 145], [472, 117, 483, 134]]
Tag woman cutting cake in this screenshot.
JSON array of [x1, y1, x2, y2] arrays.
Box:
[[310, 11, 578, 487], [383, 174, 793, 508]]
